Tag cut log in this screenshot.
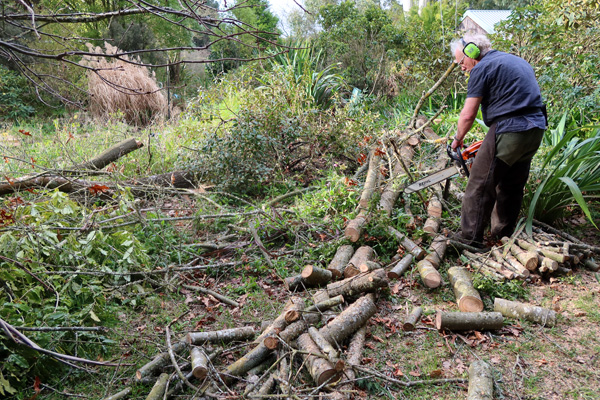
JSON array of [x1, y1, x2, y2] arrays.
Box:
[[423, 217, 441, 236], [329, 324, 367, 398], [319, 295, 377, 345], [359, 260, 383, 273], [417, 258, 441, 288], [131, 171, 196, 188], [305, 295, 345, 314], [448, 267, 484, 312], [465, 250, 515, 280], [538, 255, 558, 273], [402, 306, 423, 331], [312, 289, 330, 304], [186, 326, 255, 345], [190, 347, 209, 380], [584, 258, 599, 272], [103, 388, 132, 400], [425, 235, 448, 268], [404, 200, 417, 230], [302, 265, 333, 286], [387, 254, 414, 279], [325, 268, 389, 299], [387, 226, 426, 260], [435, 311, 504, 331], [517, 238, 567, 264], [427, 196, 443, 218], [255, 374, 276, 397], [223, 342, 272, 380], [358, 150, 381, 209], [284, 275, 305, 292], [136, 341, 187, 381], [344, 245, 375, 278], [470, 259, 504, 281], [493, 298, 556, 327], [491, 249, 529, 278], [378, 162, 407, 216], [467, 360, 493, 400], [327, 245, 355, 279], [344, 212, 369, 243], [297, 333, 340, 386], [308, 326, 339, 361], [501, 237, 538, 271], [255, 297, 304, 344], [146, 373, 170, 400]]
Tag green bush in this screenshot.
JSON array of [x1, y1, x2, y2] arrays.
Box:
[[0, 66, 36, 121]]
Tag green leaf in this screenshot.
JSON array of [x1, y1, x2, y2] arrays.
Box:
[[0, 371, 17, 395], [89, 310, 101, 323], [558, 177, 598, 228]]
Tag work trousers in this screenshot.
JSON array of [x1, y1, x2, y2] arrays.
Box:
[[461, 125, 544, 245]]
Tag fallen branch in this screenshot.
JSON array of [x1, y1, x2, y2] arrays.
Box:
[[182, 284, 240, 307]]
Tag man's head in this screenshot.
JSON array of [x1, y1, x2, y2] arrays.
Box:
[[451, 33, 492, 72]]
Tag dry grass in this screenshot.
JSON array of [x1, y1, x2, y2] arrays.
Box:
[[82, 43, 167, 126]]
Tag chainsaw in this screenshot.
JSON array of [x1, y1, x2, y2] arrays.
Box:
[[404, 140, 483, 194]]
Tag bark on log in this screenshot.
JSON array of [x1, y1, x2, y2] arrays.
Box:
[[305, 295, 345, 315], [378, 162, 406, 216], [465, 250, 515, 280], [186, 326, 255, 345], [255, 374, 276, 397], [538, 256, 559, 273], [426, 235, 448, 268], [329, 324, 367, 398], [223, 342, 272, 380], [492, 249, 529, 278], [319, 295, 377, 345], [131, 171, 196, 188], [517, 238, 567, 264], [344, 245, 375, 278], [146, 373, 169, 400], [501, 237, 538, 271], [584, 258, 599, 272], [297, 333, 340, 386], [103, 388, 132, 400], [404, 200, 417, 230], [284, 275, 306, 292], [470, 260, 504, 281], [327, 245, 355, 279], [417, 259, 441, 288], [448, 267, 484, 312], [190, 347, 209, 380], [302, 265, 333, 286], [493, 298, 556, 327], [427, 196, 443, 218], [344, 212, 369, 242], [435, 311, 504, 331], [325, 268, 389, 299], [423, 217, 441, 236], [313, 289, 330, 304], [387, 226, 426, 260], [74, 138, 144, 171], [308, 326, 340, 361], [136, 341, 187, 381], [255, 297, 304, 344], [387, 254, 414, 279], [357, 150, 381, 209], [359, 260, 383, 273], [402, 306, 423, 331], [467, 360, 493, 400]]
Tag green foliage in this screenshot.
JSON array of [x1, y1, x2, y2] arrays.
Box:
[[525, 115, 600, 228], [472, 273, 529, 301], [0, 66, 36, 121], [493, 1, 600, 124], [179, 64, 377, 194], [315, 1, 407, 92]]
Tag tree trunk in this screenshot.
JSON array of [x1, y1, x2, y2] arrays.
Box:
[[435, 311, 504, 331], [186, 326, 255, 345], [73, 138, 144, 171], [327, 245, 355, 279], [467, 360, 493, 400], [145, 373, 169, 400], [319, 295, 377, 345], [493, 298, 556, 327], [344, 245, 375, 278], [325, 268, 388, 299], [387, 254, 414, 279], [190, 347, 209, 380], [387, 226, 426, 260], [402, 306, 423, 331], [448, 267, 483, 312]]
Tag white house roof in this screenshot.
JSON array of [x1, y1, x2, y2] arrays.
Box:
[[463, 10, 512, 34]]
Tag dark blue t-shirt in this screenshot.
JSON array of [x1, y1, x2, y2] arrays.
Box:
[[467, 50, 545, 133]]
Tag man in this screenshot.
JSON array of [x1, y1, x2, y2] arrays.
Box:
[[450, 33, 546, 248]]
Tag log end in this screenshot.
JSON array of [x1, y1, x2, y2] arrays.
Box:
[[402, 322, 415, 332], [458, 296, 484, 313], [301, 265, 315, 279], [422, 271, 441, 288], [435, 311, 443, 331], [317, 369, 341, 386], [344, 265, 360, 279], [192, 366, 208, 380], [284, 310, 301, 324], [328, 268, 343, 279], [263, 336, 280, 350]]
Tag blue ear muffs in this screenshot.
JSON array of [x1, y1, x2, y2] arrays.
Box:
[[461, 38, 481, 59]]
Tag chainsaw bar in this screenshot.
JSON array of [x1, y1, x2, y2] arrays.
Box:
[[404, 165, 460, 194]]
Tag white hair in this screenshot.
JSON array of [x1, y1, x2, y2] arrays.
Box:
[[450, 33, 492, 59]]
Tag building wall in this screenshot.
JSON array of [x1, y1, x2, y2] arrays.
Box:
[[458, 16, 487, 35]]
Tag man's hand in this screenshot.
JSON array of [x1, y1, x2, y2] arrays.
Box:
[[451, 137, 464, 150]]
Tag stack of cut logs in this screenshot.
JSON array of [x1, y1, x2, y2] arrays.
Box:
[[461, 228, 599, 281]]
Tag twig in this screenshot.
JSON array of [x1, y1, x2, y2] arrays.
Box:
[[14, 326, 108, 332], [165, 316, 198, 392], [249, 218, 274, 268], [181, 284, 240, 307], [352, 365, 466, 387], [263, 187, 316, 209]]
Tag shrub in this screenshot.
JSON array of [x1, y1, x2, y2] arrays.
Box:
[[82, 43, 167, 126], [0, 66, 36, 121]]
